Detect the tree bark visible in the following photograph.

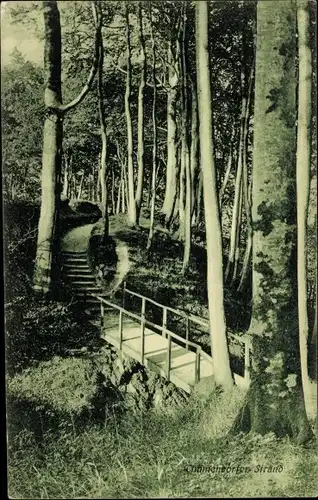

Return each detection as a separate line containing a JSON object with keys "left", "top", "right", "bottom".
{"left": 296, "top": 0, "right": 313, "bottom": 416}
{"left": 237, "top": 61, "right": 254, "bottom": 292}
{"left": 225, "top": 63, "right": 247, "bottom": 281}
{"left": 147, "top": 5, "right": 157, "bottom": 252}
{"left": 233, "top": 0, "right": 313, "bottom": 443}
{"left": 219, "top": 126, "right": 235, "bottom": 203}
{"left": 181, "top": 5, "right": 191, "bottom": 273}
{"left": 125, "top": 4, "right": 137, "bottom": 226}
{"left": 33, "top": 0, "right": 63, "bottom": 294}
{"left": 96, "top": 4, "right": 109, "bottom": 239}
{"left": 161, "top": 40, "right": 178, "bottom": 227}
{"left": 33, "top": 0, "right": 101, "bottom": 294}
{"left": 135, "top": 2, "right": 146, "bottom": 225}
{"left": 196, "top": 0, "right": 233, "bottom": 390}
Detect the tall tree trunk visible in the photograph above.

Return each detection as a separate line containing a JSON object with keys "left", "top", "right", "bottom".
{"left": 77, "top": 174, "right": 84, "bottom": 200}
{"left": 182, "top": 5, "right": 191, "bottom": 273}
{"left": 219, "top": 126, "right": 235, "bottom": 203}
{"left": 232, "top": 178, "right": 243, "bottom": 283}
{"left": 125, "top": 4, "right": 137, "bottom": 226}
{"left": 196, "top": 0, "right": 233, "bottom": 390}
{"left": 296, "top": 0, "right": 313, "bottom": 416}
{"left": 146, "top": 5, "right": 157, "bottom": 252}
{"left": 33, "top": 0, "right": 63, "bottom": 294}
{"left": 96, "top": 6, "right": 109, "bottom": 239}
{"left": 111, "top": 166, "right": 116, "bottom": 215}
{"left": 33, "top": 0, "right": 101, "bottom": 294}
{"left": 135, "top": 2, "right": 146, "bottom": 225}
{"left": 237, "top": 62, "right": 255, "bottom": 292}
{"left": 225, "top": 63, "right": 247, "bottom": 281}
{"left": 233, "top": 0, "right": 312, "bottom": 443}
{"left": 161, "top": 40, "right": 178, "bottom": 227}
{"left": 62, "top": 159, "right": 69, "bottom": 198}
{"left": 190, "top": 77, "right": 199, "bottom": 220}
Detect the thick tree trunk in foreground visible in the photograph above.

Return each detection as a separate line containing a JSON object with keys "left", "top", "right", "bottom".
{"left": 135, "top": 2, "right": 146, "bottom": 225}
{"left": 33, "top": 0, "right": 101, "bottom": 294}
{"left": 125, "top": 5, "right": 137, "bottom": 227}
{"left": 233, "top": 0, "right": 312, "bottom": 443}
{"left": 196, "top": 0, "right": 233, "bottom": 390}
{"left": 33, "top": 0, "right": 63, "bottom": 294}
{"left": 161, "top": 41, "right": 178, "bottom": 227}
{"left": 296, "top": 0, "right": 313, "bottom": 416}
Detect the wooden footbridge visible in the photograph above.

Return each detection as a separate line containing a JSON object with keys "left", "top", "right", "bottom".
{"left": 91, "top": 284, "right": 251, "bottom": 394}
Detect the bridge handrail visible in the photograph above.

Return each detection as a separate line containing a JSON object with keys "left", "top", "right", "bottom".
{"left": 91, "top": 294, "right": 208, "bottom": 355}
{"left": 124, "top": 285, "right": 252, "bottom": 349}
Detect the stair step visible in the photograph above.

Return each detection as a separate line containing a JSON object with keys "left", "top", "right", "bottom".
{"left": 62, "top": 251, "right": 87, "bottom": 256}
{"left": 62, "top": 263, "right": 90, "bottom": 269}
{"left": 69, "top": 281, "right": 97, "bottom": 287}
{"left": 67, "top": 273, "right": 95, "bottom": 282}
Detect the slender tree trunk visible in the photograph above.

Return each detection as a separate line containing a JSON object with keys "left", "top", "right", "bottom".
{"left": 232, "top": 177, "right": 243, "bottom": 283}
{"left": 135, "top": 2, "right": 146, "bottom": 225}
{"left": 182, "top": 6, "right": 191, "bottom": 273}
{"left": 161, "top": 41, "right": 178, "bottom": 227}
{"left": 219, "top": 126, "right": 235, "bottom": 203}
{"left": 62, "top": 159, "right": 69, "bottom": 198}
{"left": 96, "top": 8, "right": 109, "bottom": 239}
{"left": 111, "top": 166, "right": 116, "bottom": 215}
{"left": 233, "top": 0, "right": 312, "bottom": 442}
{"left": 225, "top": 64, "right": 247, "bottom": 281}
{"left": 77, "top": 174, "right": 84, "bottom": 200}
{"left": 125, "top": 5, "right": 136, "bottom": 226}
{"left": 193, "top": 169, "right": 203, "bottom": 226}
{"left": 147, "top": 6, "right": 157, "bottom": 252}
{"left": 196, "top": 0, "right": 233, "bottom": 389}
{"left": 296, "top": 0, "right": 313, "bottom": 416}
{"left": 190, "top": 77, "right": 199, "bottom": 219}
{"left": 237, "top": 62, "right": 255, "bottom": 292}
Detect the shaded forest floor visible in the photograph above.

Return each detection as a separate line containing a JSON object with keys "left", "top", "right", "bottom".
{"left": 6, "top": 204, "right": 318, "bottom": 499}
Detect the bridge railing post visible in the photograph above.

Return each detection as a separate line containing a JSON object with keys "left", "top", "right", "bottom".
{"left": 122, "top": 281, "right": 126, "bottom": 309}
{"left": 166, "top": 332, "right": 172, "bottom": 382}
{"left": 140, "top": 297, "right": 146, "bottom": 363}
{"left": 185, "top": 317, "right": 190, "bottom": 350}
{"left": 119, "top": 309, "right": 123, "bottom": 350}
{"left": 195, "top": 346, "right": 201, "bottom": 384}
{"left": 162, "top": 307, "right": 167, "bottom": 339}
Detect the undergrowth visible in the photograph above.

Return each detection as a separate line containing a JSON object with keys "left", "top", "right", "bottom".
{"left": 8, "top": 387, "right": 318, "bottom": 498}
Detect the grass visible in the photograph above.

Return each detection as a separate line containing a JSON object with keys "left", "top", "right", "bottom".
{"left": 8, "top": 386, "right": 318, "bottom": 498}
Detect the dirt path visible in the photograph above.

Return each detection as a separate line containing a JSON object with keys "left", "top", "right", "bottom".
{"left": 60, "top": 221, "right": 131, "bottom": 295}
{"left": 60, "top": 224, "right": 96, "bottom": 252}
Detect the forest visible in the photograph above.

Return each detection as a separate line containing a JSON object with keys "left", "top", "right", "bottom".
{"left": 3, "top": 0, "right": 317, "bottom": 498}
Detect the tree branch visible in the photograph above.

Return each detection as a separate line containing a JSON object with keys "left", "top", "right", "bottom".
{"left": 60, "top": 1, "right": 101, "bottom": 113}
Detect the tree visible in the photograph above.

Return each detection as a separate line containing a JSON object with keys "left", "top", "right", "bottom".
{"left": 124, "top": 3, "right": 137, "bottom": 227}
{"left": 33, "top": 0, "right": 102, "bottom": 294}
{"left": 146, "top": 3, "right": 157, "bottom": 252}
{"left": 233, "top": 0, "right": 312, "bottom": 442}
{"left": 135, "top": 1, "right": 146, "bottom": 225}
{"left": 95, "top": 3, "right": 109, "bottom": 238}
{"left": 196, "top": 0, "right": 233, "bottom": 390}
{"left": 296, "top": 0, "right": 313, "bottom": 417}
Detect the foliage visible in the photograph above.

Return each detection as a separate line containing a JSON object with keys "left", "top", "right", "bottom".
{"left": 7, "top": 386, "right": 318, "bottom": 499}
